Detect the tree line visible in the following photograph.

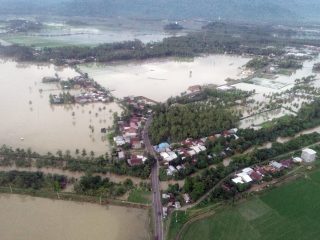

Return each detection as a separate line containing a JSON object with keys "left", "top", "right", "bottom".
{"left": 0, "top": 21, "right": 309, "bottom": 64}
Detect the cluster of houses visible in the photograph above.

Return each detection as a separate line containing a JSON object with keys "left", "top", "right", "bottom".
{"left": 155, "top": 138, "right": 208, "bottom": 176}
{"left": 113, "top": 96, "right": 158, "bottom": 167}
{"left": 124, "top": 96, "right": 158, "bottom": 112}
{"left": 162, "top": 192, "right": 191, "bottom": 218}
{"left": 44, "top": 73, "right": 112, "bottom": 105}
{"left": 74, "top": 90, "right": 110, "bottom": 104}
{"left": 113, "top": 115, "right": 146, "bottom": 166}
{"left": 155, "top": 128, "right": 239, "bottom": 176}
{"left": 67, "top": 75, "right": 111, "bottom": 104}
{"left": 232, "top": 148, "right": 317, "bottom": 185}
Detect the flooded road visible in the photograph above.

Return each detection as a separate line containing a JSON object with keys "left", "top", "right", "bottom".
{"left": 80, "top": 55, "right": 251, "bottom": 102}
{"left": 0, "top": 60, "right": 122, "bottom": 156}
{"left": 0, "top": 194, "right": 149, "bottom": 240}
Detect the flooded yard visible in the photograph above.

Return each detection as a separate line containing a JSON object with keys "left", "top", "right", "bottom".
{"left": 80, "top": 54, "right": 251, "bottom": 101}
{"left": 239, "top": 108, "right": 296, "bottom": 129}
{"left": 0, "top": 60, "right": 122, "bottom": 156}
{"left": 0, "top": 194, "right": 149, "bottom": 240}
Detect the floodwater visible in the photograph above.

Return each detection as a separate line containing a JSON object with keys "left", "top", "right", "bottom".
{"left": 80, "top": 55, "right": 251, "bottom": 102}
{"left": 1, "top": 17, "right": 192, "bottom": 47}
{"left": 277, "top": 125, "right": 320, "bottom": 143}
{"left": 234, "top": 54, "right": 320, "bottom": 95}
{"left": 0, "top": 60, "right": 122, "bottom": 156}
{"left": 239, "top": 108, "right": 296, "bottom": 129}
{"left": 233, "top": 53, "right": 320, "bottom": 127}
{"left": 0, "top": 194, "right": 149, "bottom": 240}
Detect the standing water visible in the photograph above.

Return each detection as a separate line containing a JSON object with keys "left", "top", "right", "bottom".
{"left": 0, "top": 194, "right": 149, "bottom": 240}
{"left": 0, "top": 60, "right": 122, "bottom": 155}
{"left": 80, "top": 54, "right": 251, "bottom": 102}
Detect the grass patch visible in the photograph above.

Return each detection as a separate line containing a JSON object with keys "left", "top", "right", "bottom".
{"left": 127, "top": 189, "right": 151, "bottom": 204}
{"left": 260, "top": 120, "right": 275, "bottom": 129}
{"left": 181, "top": 168, "right": 320, "bottom": 240}
{"left": 166, "top": 211, "right": 190, "bottom": 240}
{"left": 277, "top": 68, "right": 295, "bottom": 76}
{"left": 1, "top": 34, "right": 95, "bottom": 48}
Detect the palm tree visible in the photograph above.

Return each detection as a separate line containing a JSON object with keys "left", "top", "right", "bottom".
{"left": 90, "top": 151, "right": 95, "bottom": 159}
{"left": 56, "top": 150, "right": 63, "bottom": 158}
{"left": 82, "top": 149, "right": 87, "bottom": 157}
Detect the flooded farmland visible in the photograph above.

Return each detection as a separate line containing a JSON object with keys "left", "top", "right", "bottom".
{"left": 80, "top": 54, "right": 251, "bottom": 102}
{"left": 0, "top": 17, "right": 191, "bottom": 47}
{"left": 0, "top": 194, "right": 149, "bottom": 240}
{"left": 0, "top": 60, "right": 122, "bottom": 155}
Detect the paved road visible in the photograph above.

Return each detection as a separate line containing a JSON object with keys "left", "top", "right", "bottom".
{"left": 143, "top": 116, "right": 163, "bottom": 240}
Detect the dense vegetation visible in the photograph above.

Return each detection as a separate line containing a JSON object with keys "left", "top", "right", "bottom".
{"left": 278, "top": 59, "right": 302, "bottom": 69}
{"left": 6, "top": 19, "right": 43, "bottom": 32}
{"left": 313, "top": 63, "right": 320, "bottom": 72}
{"left": 0, "top": 171, "right": 67, "bottom": 190}
{"left": 246, "top": 57, "right": 270, "bottom": 70}
{"left": 74, "top": 175, "right": 133, "bottom": 197}
{"left": 150, "top": 88, "right": 254, "bottom": 143}
{"left": 166, "top": 88, "right": 253, "bottom": 106}
{"left": 150, "top": 103, "right": 240, "bottom": 143}
{"left": 164, "top": 23, "right": 183, "bottom": 31}
{"left": 183, "top": 132, "right": 320, "bottom": 202}
{"left": 0, "top": 20, "right": 308, "bottom": 65}
{"left": 0, "top": 145, "right": 154, "bottom": 179}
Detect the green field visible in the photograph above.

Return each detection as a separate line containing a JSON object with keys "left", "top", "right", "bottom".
{"left": 127, "top": 189, "right": 151, "bottom": 204}
{"left": 182, "top": 169, "right": 320, "bottom": 240}
{"left": 1, "top": 35, "right": 72, "bottom": 48}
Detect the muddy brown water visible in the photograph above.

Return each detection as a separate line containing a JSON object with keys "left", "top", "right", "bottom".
{"left": 0, "top": 194, "right": 149, "bottom": 240}
{"left": 0, "top": 60, "right": 122, "bottom": 156}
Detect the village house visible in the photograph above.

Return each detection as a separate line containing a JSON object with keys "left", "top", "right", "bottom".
{"left": 301, "top": 148, "right": 317, "bottom": 163}
{"left": 174, "top": 201, "right": 181, "bottom": 209}
{"left": 118, "top": 151, "right": 125, "bottom": 160}
{"left": 123, "top": 127, "right": 138, "bottom": 138}
{"left": 187, "top": 85, "right": 202, "bottom": 94}
{"left": 183, "top": 193, "right": 191, "bottom": 204}
{"left": 127, "top": 155, "right": 147, "bottom": 166}
{"left": 167, "top": 165, "right": 177, "bottom": 176}
{"left": 270, "top": 161, "right": 283, "bottom": 170}
{"left": 131, "top": 138, "right": 142, "bottom": 149}
{"left": 160, "top": 151, "right": 178, "bottom": 162}
{"left": 113, "top": 136, "right": 126, "bottom": 146}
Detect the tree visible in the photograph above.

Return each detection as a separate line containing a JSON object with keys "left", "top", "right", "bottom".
{"left": 82, "top": 149, "right": 87, "bottom": 157}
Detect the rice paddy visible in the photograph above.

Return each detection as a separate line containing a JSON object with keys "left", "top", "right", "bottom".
{"left": 181, "top": 169, "right": 320, "bottom": 240}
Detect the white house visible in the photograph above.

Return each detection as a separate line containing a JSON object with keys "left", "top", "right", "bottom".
{"left": 113, "top": 136, "right": 126, "bottom": 146}
{"left": 293, "top": 157, "right": 303, "bottom": 163}
{"left": 236, "top": 172, "right": 253, "bottom": 183}
{"left": 175, "top": 201, "right": 181, "bottom": 209}
{"left": 160, "top": 151, "right": 178, "bottom": 162}
{"left": 301, "top": 148, "right": 317, "bottom": 163}
{"left": 232, "top": 176, "right": 244, "bottom": 184}
{"left": 183, "top": 193, "right": 191, "bottom": 203}
{"left": 270, "top": 161, "right": 282, "bottom": 170}
{"left": 191, "top": 146, "right": 201, "bottom": 153}
{"left": 187, "top": 149, "right": 197, "bottom": 156}
{"left": 242, "top": 167, "right": 254, "bottom": 175}
{"left": 162, "top": 193, "right": 170, "bottom": 199}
